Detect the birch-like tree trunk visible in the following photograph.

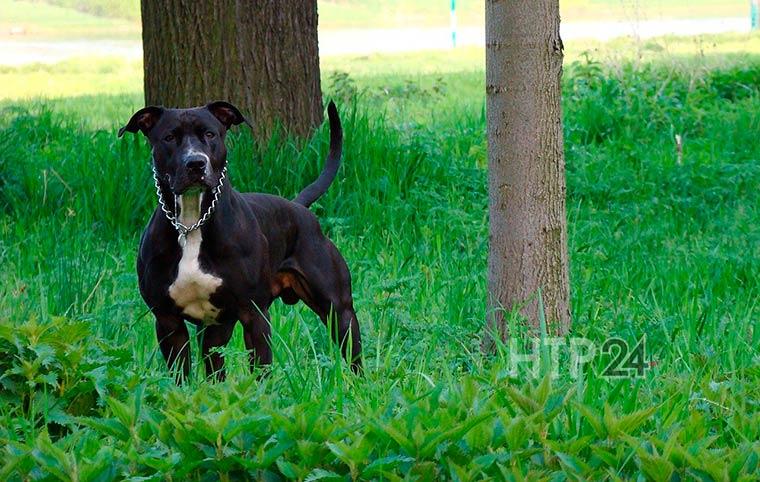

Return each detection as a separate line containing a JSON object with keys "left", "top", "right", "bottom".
{"left": 483, "top": 0, "right": 571, "bottom": 349}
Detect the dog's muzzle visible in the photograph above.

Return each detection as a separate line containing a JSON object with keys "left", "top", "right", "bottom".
{"left": 175, "top": 151, "right": 213, "bottom": 193}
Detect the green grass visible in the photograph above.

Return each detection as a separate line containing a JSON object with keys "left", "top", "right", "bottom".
{"left": 1, "top": 34, "right": 759, "bottom": 480}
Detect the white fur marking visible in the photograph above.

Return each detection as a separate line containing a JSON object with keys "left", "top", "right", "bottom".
{"left": 168, "top": 191, "right": 223, "bottom": 324}
{"left": 184, "top": 149, "right": 211, "bottom": 177}
{"left": 183, "top": 149, "right": 209, "bottom": 163}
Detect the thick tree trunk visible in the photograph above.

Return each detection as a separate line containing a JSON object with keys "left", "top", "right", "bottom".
{"left": 141, "top": 0, "right": 323, "bottom": 139}
{"left": 483, "top": 0, "right": 571, "bottom": 348}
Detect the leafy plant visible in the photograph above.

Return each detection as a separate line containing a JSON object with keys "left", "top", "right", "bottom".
{"left": 1, "top": 45, "right": 758, "bottom": 480}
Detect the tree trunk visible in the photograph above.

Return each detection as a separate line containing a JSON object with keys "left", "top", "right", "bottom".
{"left": 141, "top": 0, "right": 323, "bottom": 139}
{"left": 483, "top": 0, "right": 571, "bottom": 349}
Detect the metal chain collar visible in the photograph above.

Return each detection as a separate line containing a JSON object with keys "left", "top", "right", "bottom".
{"left": 152, "top": 162, "right": 227, "bottom": 247}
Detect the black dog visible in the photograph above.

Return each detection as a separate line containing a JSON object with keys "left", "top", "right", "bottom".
{"left": 119, "top": 101, "right": 361, "bottom": 380}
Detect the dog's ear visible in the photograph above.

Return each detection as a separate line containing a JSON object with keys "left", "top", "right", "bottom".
{"left": 118, "top": 106, "right": 164, "bottom": 137}
{"left": 206, "top": 101, "right": 252, "bottom": 129}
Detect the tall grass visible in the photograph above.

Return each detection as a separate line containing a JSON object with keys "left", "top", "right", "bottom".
{"left": 0, "top": 54, "right": 758, "bottom": 479}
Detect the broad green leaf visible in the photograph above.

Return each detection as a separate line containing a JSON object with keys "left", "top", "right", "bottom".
{"left": 369, "top": 421, "right": 416, "bottom": 454}
{"left": 79, "top": 417, "right": 130, "bottom": 441}
{"left": 304, "top": 468, "right": 344, "bottom": 482}
{"left": 555, "top": 451, "right": 591, "bottom": 476}
{"left": 614, "top": 404, "right": 660, "bottom": 436}
{"left": 276, "top": 458, "right": 299, "bottom": 479}
{"left": 575, "top": 403, "right": 606, "bottom": 438}
{"left": 223, "top": 413, "right": 271, "bottom": 440}
{"left": 362, "top": 455, "right": 414, "bottom": 477}
{"left": 106, "top": 396, "right": 134, "bottom": 429}
{"left": 32, "top": 431, "right": 71, "bottom": 481}
{"left": 507, "top": 386, "right": 541, "bottom": 415}
{"left": 419, "top": 411, "right": 494, "bottom": 457}
{"left": 636, "top": 448, "right": 674, "bottom": 482}
{"left": 534, "top": 374, "right": 552, "bottom": 406}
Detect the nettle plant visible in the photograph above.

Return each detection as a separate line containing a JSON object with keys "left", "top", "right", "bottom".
{"left": 0, "top": 317, "right": 141, "bottom": 426}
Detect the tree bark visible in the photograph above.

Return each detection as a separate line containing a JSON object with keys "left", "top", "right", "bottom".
{"left": 141, "top": 0, "right": 323, "bottom": 139}
{"left": 483, "top": 0, "right": 571, "bottom": 349}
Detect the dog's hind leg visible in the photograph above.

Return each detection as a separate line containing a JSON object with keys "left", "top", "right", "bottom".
{"left": 197, "top": 323, "right": 235, "bottom": 381}
{"left": 155, "top": 313, "right": 191, "bottom": 383}
{"left": 240, "top": 304, "right": 273, "bottom": 373}
{"left": 323, "top": 302, "right": 363, "bottom": 374}
{"left": 287, "top": 239, "right": 363, "bottom": 373}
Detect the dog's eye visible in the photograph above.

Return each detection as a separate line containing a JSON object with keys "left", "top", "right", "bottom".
{"left": 205, "top": 131, "right": 215, "bottom": 139}
{"left": 163, "top": 134, "right": 175, "bottom": 143}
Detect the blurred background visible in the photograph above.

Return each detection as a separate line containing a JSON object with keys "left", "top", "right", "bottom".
{"left": 0, "top": 0, "right": 754, "bottom": 99}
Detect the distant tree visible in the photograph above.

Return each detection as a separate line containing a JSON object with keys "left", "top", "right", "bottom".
{"left": 483, "top": 0, "right": 571, "bottom": 348}
{"left": 141, "top": 0, "right": 323, "bottom": 139}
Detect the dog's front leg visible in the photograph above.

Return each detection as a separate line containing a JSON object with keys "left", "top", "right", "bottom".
{"left": 155, "top": 314, "right": 191, "bottom": 383}
{"left": 240, "top": 308, "right": 272, "bottom": 373}
{"left": 198, "top": 323, "right": 235, "bottom": 381}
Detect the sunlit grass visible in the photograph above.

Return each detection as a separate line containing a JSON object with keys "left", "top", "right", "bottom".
{"left": 0, "top": 30, "right": 758, "bottom": 480}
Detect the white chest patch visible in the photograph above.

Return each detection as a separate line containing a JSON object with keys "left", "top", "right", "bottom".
{"left": 167, "top": 192, "right": 223, "bottom": 324}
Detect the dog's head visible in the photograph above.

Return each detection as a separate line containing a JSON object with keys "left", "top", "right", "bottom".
{"left": 119, "top": 101, "right": 250, "bottom": 194}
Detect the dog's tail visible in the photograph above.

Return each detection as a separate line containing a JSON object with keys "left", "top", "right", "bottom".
{"left": 294, "top": 101, "right": 342, "bottom": 208}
